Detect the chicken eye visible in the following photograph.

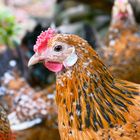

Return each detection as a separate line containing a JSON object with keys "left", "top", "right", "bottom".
{"left": 54, "top": 45, "right": 63, "bottom": 52}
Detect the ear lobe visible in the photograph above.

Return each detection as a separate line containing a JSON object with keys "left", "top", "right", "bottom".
{"left": 63, "top": 47, "right": 78, "bottom": 67}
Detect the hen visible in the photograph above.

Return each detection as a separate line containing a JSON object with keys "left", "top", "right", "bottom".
{"left": 28, "top": 28, "right": 140, "bottom": 140}
{"left": 99, "top": 0, "right": 140, "bottom": 83}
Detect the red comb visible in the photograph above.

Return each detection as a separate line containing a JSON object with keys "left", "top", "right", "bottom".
{"left": 118, "top": 0, "right": 123, "bottom": 2}
{"left": 34, "top": 28, "right": 56, "bottom": 53}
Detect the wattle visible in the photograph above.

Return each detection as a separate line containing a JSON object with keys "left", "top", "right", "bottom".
{"left": 44, "top": 61, "right": 63, "bottom": 72}
{"left": 118, "top": 12, "right": 128, "bottom": 19}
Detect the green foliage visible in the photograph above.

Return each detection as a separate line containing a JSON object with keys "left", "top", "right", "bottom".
{"left": 0, "top": 8, "right": 20, "bottom": 48}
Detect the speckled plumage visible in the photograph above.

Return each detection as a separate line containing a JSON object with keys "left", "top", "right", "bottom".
{"left": 0, "top": 71, "right": 59, "bottom": 140}
{"left": 45, "top": 34, "right": 140, "bottom": 140}
{"left": 0, "top": 71, "right": 57, "bottom": 126}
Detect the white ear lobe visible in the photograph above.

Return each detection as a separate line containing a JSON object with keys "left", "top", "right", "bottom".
{"left": 63, "top": 48, "right": 78, "bottom": 67}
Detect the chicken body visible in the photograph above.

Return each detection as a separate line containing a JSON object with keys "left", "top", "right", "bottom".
{"left": 28, "top": 29, "right": 140, "bottom": 140}
{"left": 99, "top": 0, "right": 140, "bottom": 83}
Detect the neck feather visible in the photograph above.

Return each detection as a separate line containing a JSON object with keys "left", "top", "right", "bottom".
{"left": 55, "top": 41, "right": 140, "bottom": 133}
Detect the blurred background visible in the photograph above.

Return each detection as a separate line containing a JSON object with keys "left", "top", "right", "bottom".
{"left": 0, "top": 0, "right": 140, "bottom": 140}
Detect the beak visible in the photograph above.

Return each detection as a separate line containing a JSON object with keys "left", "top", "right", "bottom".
{"left": 28, "top": 53, "right": 46, "bottom": 67}
{"left": 119, "top": 5, "right": 127, "bottom": 13}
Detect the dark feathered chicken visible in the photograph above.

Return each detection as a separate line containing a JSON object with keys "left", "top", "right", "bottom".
{"left": 21, "top": 24, "right": 55, "bottom": 87}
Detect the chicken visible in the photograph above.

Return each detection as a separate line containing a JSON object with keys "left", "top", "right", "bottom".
{"left": 0, "top": 70, "right": 59, "bottom": 140}
{"left": 99, "top": 0, "right": 140, "bottom": 83}
{"left": 28, "top": 28, "right": 140, "bottom": 140}
{"left": 0, "top": 105, "right": 14, "bottom": 140}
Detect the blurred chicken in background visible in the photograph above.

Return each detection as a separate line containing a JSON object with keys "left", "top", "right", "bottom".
{"left": 98, "top": 0, "right": 140, "bottom": 83}
{"left": 20, "top": 24, "right": 55, "bottom": 87}
{"left": 0, "top": 70, "right": 59, "bottom": 140}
